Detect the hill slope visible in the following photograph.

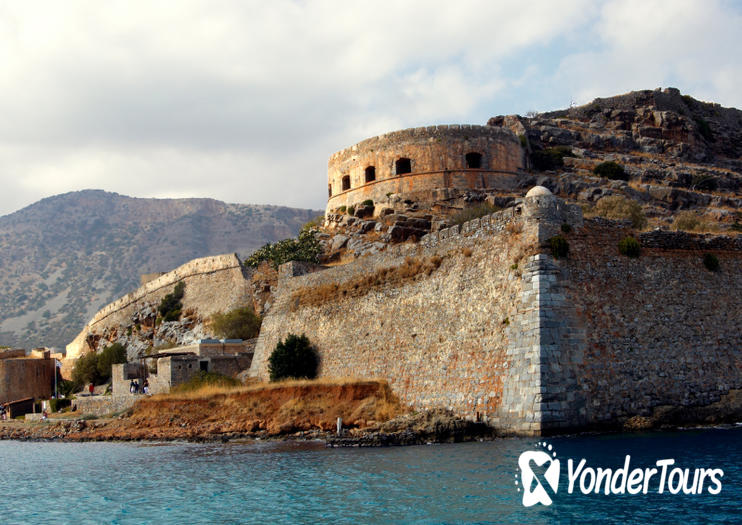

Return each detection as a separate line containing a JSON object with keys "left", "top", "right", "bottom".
{"left": 0, "top": 190, "right": 321, "bottom": 349}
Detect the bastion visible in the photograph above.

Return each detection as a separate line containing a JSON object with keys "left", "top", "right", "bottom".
{"left": 326, "top": 125, "right": 525, "bottom": 215}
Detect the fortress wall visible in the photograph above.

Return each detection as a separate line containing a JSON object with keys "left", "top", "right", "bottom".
{"left": 0, "top": 358, "right": 55, "bottom": 404}
{"left": 65, "top": 254, "right": 253, "bottom": 362}
{"left": 326, "top": 125, "right": 525, "bottom": 214}
{"left": 251, "top": 211, "right": 538, "bottom": 423}
{"left": 561, "top": 221, "right": 742, "bottom": 427}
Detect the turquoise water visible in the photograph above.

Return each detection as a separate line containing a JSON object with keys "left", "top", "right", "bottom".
{"left": 1, "top": 427, "right": 741, "bottom": 524}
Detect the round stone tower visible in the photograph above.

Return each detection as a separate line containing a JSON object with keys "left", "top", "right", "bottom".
{"left": 326, "top": 124, "right": 525, "bottom": 216}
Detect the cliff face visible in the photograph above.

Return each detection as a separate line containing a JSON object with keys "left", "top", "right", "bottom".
{"left": 0, "top": 190, "right": 321, "bottom": 349}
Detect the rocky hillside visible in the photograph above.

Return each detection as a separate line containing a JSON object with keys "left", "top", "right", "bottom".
{"left": 490, "top": 87, "right": 742, "bottom": 225}
{"left": 0, "top": 190, "right": 321, "bottom": 349}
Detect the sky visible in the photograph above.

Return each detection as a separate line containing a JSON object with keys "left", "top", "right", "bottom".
{"left": 0, "top": 0, "right": 741, "bottom": 216}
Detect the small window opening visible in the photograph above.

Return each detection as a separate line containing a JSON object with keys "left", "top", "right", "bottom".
{"left": 199, "top": 361, "right": 208, "bottom": 372}
{"left": 395, "top": 158, "right": 411, "bottom": 175}
{"left": 365, "top": 166, "right": 376, "bottom": 183}
{"left": 465, "top": 152, "right": 483, "bottom": 169}
{"left": 341, "top": 175, "right": 351, "bottom": 191}
{"left": 328, "top": 184, "right": 332, "bottom": 198}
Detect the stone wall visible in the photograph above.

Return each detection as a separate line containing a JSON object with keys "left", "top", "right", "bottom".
{"left": 326, "top": 125, "right": 525, "bottom": 215}
{"left": 251, "top": 189, "right": 742, "bottom": 435}
{"left": 65, "top": 254, "right": 253, "bottom": 365}
{"left": 251, "top": 206, "right": 539, "bottom": 430}
{"left": 0, "top": 357, "right": 55, "bottom": 404}
{"left": 559, "top": 221, "right": 742, "bottom": 428}
{"left": 74, "top": 395, "right": 137, "bottom": 417}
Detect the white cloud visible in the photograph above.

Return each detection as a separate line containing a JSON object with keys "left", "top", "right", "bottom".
{"left": 0, "top": 0, "right": 739, "bottom": 216}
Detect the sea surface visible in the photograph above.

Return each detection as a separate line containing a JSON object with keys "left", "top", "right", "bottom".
{"left": 1, "top": 427, "right": 740, "bottom": 524}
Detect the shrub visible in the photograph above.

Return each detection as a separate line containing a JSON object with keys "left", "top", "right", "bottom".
{"left": 592, "top": 196, "right": 647, "bottom": 229}
{"left": 703, "top": 253, "right": 720, "bottom": 272}
{"left": 531, "top": 146, "right": 572, "bottom": 171}
{"left": 337, "top": 205, "right": 347, "bottom": 213}
{"left": 96, "top": 343, "right": 127, "bottom": 382}
{"left": 56, "top": 379, "right": 76, "bottom": 398}
{"left": 361, "top": 199, "right": 374, "bottom": 207}
{"left": 450, "top": 202, "right": 501, "bottom": 226}
{"left": 71, "top": 351, "right": 102, "bottom": 389}
{"left": 549, "top": 235, "right": 569, "bottom": 259}
{"left": 618, "top": 237, "right": 641, "bottom": 258}
{"left": 158, "top": 282, "right": 185, "bottom": 322}
{"left": 301, "top": 214, "right": 325, "bottom": 233}
{"left": 49, "top": 398, "right": 71, "bottom": 412}
{"left": 347, "top": 205, "right": 356, "bottom": 216}
{"left": 268, "top": 333, "right": 319, "bottom": 382}
{"left": 244, "top": 230, "right": 322, "bottom": 269}
{"left": 593, "top": 161, "right": 628, "bottom": 181}
{"left": 673, "top": 211, "right": 701, "bottom": 231}
{"left": 209, "top": 306, "right": 262, "bottom": 340}
{"left": 519, "top": 134, "right": 528, "bottom": 148}
{"left": 171, "top": 371, "right": 241, "bottom": 393}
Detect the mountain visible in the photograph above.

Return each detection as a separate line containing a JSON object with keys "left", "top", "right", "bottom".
{"left": 0, "top": 190, "right": 321, "bottom": 349}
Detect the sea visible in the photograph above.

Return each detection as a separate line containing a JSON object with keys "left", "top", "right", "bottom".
{"left": 1, "top": 426, "right": 740, "bottom": 524}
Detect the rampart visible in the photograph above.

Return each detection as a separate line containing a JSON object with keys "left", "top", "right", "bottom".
{"left": 326, "top": 125, "right": 525, "bottom": 215}
{"left": 251, "top": 189, "right": 742, "bottom": 435}
{"left": 0, "top": 355, "right": 55, "bottom": 404}
{"left": 65, "top": 254, "right": 253, "bottom": 363}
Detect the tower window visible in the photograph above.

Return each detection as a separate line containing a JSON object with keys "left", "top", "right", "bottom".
{"left": 365, "top": 166, "right": 376, "bottom": 183}
{"left": 341, "top": 175, "right": 351, "bottom": 191}
{"left": 465, "top": 152, "right": 483, "bottom": 169}
{"left": 395, "top": 158, "right": 411, "bottom": 175}
{"left": 328, "top": 184, "right": 332, "bottom": 197}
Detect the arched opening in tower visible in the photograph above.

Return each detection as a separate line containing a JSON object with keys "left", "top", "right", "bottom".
{"left": 465, "top": 152, "right": 483, "bottom": 169}
{"left": 395, "top": 158, "right": 411, "bottom": 175}
{"left": 365, "top": 166, "right": 376, "bottom": 183}
{"left": 342, "top": 175, "right": 351, "bottom": 191}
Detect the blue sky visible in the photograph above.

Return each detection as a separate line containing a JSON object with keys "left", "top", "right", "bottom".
{"left": 0, "top": 0, "right": 741, "bottom": 215}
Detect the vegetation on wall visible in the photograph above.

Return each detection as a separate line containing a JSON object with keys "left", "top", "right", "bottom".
{"left": 703, "top": 253, "right": 720, "bottom": 272}
{"left": 549, "top": 235, "right": 569, "bottom": 259}
{"left": 158, "top": 282, "right": 185, "bottom": 322}
{"left": 171, "top": 371, "right": 241, "bottom": 393}
{"left": 209, "top": 306, "right": 262, "bottom": 340}
{"left": 244, "top": 230, "right": 322, "bottom": 269}
{"left": 268, "top": 333, "right": 319, "bottom": 382}
{"left": 618, "top": 236, "right": 641, "bottom": 258}
{"left": 531, "top": 146, "right": 572, "bottom": 171}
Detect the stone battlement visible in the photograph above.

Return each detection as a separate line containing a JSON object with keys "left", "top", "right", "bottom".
{"left": 326, "top": 124, "right": 525, "bottom": 216}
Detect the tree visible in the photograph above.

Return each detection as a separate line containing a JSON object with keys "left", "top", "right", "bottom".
{"left": 209, "top": 306, "right": 262, "bottom": 340}
{"left": 268, "top": 333, "right": 319, "bottom": 381}
{"left": 244, "top": 230, "right": 322, "bottom": 269}
{"left": 71, "top": 351, "right": 102, "bottom": 389}
{"left": 158, "top": 282, "right": 185, "bottom": 322}
{"left": 96, "top": 343, "right": 127, "bottom": 382}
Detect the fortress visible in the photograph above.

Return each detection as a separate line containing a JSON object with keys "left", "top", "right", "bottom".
{"left": 64, "top": 111, "right": 742, "bottom": 436}
{"left": 326, "top": 125, "right": 525, "bottom": 216}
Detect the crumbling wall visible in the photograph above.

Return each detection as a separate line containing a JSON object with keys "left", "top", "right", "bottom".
{"left": 0, "top": 357, "right": 55, "bottom": 404}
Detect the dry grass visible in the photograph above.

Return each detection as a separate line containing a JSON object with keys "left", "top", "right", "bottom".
{"left": 291, "top": 255, "right": 444, "bottom": 310}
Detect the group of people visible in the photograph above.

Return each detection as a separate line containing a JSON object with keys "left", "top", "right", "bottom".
{"left": 129, "top": 379, "right": 150, "bottom": 395}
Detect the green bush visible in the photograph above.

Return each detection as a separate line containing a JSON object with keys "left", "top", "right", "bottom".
{"left": 618, "top": 237, "right": 641, "bottom": 258}
{"left": 71, "top": 351, "right": 102, "bottom": 389}
{"left": 96, "top": 343, "right": 127, "bottom": 382}
{"left": 519, "top": 134, "right": 528, "bottom": 148}
{"left": 49, "top": 398, "right": 71, "bottom": 412}
{"left": 703, "top": 253, "right": 720, "bottom": 272}
{"left": 268, "top": 333, "right": 319, "bottom": 382}
{"left": 301, "top": 214, "right": 325, "bottom": 233}
{"left": 56, "top": 379, "right": 76, "bottom": 398}
{"left": 244, "top": 229, "right": 322, "bottom": 269}
{"left": 531, "top": 146, "right": 572, "bottom": 171}
{"left": 347, "top": 205, "right": 356, "bottom": 216}
{"left": 337, "top": 205, "right": 347, "bottom": 213}
{"left": 171, "top": 371, "right": 241, "bottom": 393}
{"left": 450, "top": 202, "right": 501, "bottom": 226}
{"left": 158, "top": 282, "right": 185, "bottom": 322}
{"left": 593, "top": 161, "right": 628, "bottom": 181}
{"left": 209, "top": 306, "right": 262, "bottom": 340}
{"left": 361, "top": 199, "right": 374, "bottom": 207}
{"left": 549, "top": 235, "right": 569, "bottom": 259}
